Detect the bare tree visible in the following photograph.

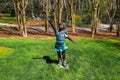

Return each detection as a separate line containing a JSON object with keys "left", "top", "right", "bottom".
{"left": 104, "top": 0, "right": 117, "bottom": 32}
{"left": 45, "top": 0, "right": 49, "bottom": 33}
{"left": 13, "top": 0, "right": 28, "bottom": 37}
{"left": 62, "top": 0, "right": 71, "bottom": 23}
{"left": 116, "top": 0, "right": 120, "bottom": 36}
{"left": 67, "top": 0, "right": 77, "bottom": 33}
{"left": 58, "top": 0, "right": 63, "bottom": 24}
{"left": 117, "top": 22, "right": 120, "bottom": 36}
{"left": 91, "top": 0, "right": 100, "bottom": 38}
{"left": 51, "top": 0, "right": 58, "bottom": 29}
{"left": 30, "top": 0, "right": 34, "bottom": 18}
{"left": 39, "top": 0, "right": 50, "bottom": 33}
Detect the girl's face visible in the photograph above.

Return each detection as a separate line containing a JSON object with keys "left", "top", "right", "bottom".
{"left": 59, "top": 24, "right": 64, "bottom": 31}
{"left": 60, "top": 24, "right": 64, "bottom": 29}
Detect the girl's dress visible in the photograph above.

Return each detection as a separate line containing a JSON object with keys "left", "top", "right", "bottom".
{"left": 54, "top": 30, "right": 68, "bottom": 52}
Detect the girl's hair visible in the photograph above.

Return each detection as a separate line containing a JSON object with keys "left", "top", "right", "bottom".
{"left": 59, "top": 22, "right": 67, "bottom": 29}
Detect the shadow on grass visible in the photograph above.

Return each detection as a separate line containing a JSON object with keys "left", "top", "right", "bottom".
{"left": 33, "top": 55, "right": 58, "bottom": 64}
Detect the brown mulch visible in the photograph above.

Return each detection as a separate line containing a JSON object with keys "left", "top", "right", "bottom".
{"left": 0, "top": 19, "right": 119, "bottom": 39}
{"left": 0, "top": 28, "right": 119, "bottom": 39}
{"left": 25, "top": 19, "right": 76, "bottom": 28}
{"left": 26, "top": 19, "right": 45, "bottom": 27}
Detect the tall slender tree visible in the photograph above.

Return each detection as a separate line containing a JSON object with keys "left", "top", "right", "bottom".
{"left": 13, "top": 0, "right": 28, "bottom": 37}
{"left": 67, "top": 0, "right": 77, "bottom": 33}
{"left": 45, "top": 0, "right": 49, "bottom": 33}
{"left": 51, "top": 0, "right": 58, "bottom": 29}
{"left": 104, "top": 0, "right": 117, "bottom": 32}
{"left": 91, "top": 0, "right": 100, "bottom": 38}
{"left": 116, "top": 0, "right": 120, "bottom": 36}
{"left": 58, "top": 0, "right": 63, "bottom": 25}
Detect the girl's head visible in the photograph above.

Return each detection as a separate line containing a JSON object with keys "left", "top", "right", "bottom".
{"left": 59, "top": 22, "right": 66, "bottom": 31}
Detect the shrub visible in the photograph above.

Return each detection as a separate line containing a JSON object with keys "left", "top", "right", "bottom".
{"left": 75, "top": 15, "right": 82, "bottom": 21}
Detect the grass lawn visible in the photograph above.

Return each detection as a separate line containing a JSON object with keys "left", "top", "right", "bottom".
{"left": 0, "top": 14, "right": 16, "bottom": 24}
{"left": 0, "top": 14, "right": 30, "bottom": 24}
{"left": 0, "top": 38, "right": 120, "bottom": 80}
{"left": 0, "top": 17, "right": 17, "bottom": 24}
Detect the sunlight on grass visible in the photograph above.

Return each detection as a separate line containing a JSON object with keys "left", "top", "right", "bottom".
{"left": 107, "top": 38, "right": 120, "bottom": 43}
{"left": 0, "top": 47, "right": 7, "bottom": 56}
{"left": 0, "top": 14, "right": 31, "bottom": 24}
{"left": 0, "top": 38, "right": 119, "bottom": 80}
{"left": 0, "top": 47, "right": 14, "bottom": 57}
{"left": 0, "top": 17, "right": 17, "bottom": 24}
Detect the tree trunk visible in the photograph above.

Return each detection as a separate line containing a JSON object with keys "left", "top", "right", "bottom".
{"left": 109, "top": 17, "right": 114, "bottom": 32}
{"left": 117, "top": 22, "right": 120, "bottom": 36}
{"left": 58, "top": 0, "right": 63, "bottom": 24}
{"left": 22, "top": 0, "right": 27, "bottom": 37}
{"left": 106, "top": 0, "right": 117, "bottom": 32}
{"left": 71, "top": 12, "right": 75, "bottom": 33}
{"left": 91, "top": 12, "right": 96, "bottom": 38}
{"left": 31, "top": 0, "right": 34, "bottom": 18}
{"left": 45, "top": 18, "right": 49, "bottom": 33}
{"left": 116, "top": 0, "right": 120, "bottom": 36}
{"left": 45, "top": 0, "right": 49, "bottom": 33}
{"left": 13, "top": 0, "right": 20, "bottom": 31}
{"left": 71, "top": 0, "right": 76, "bottom": 33}
{"left": 91, "top": 0, "right": 100, "bottom": 38}
{"left": 53, "top": 11, "right": 57, "bottom": 29}
{"left": 13, "top": 0, "right": 28, "bottom": 37}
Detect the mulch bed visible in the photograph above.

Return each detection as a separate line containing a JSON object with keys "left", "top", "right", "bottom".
{"left": 0, "top": 19, "right": 119, "bottom": 39}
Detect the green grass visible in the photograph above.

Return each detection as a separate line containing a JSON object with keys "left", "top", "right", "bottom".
{"left": 0, "top": 38, "right": 120, "bottom": 80}
{"left": 0, "top": 17, "right": 17, "bottom": 24}
{"left": 0, "top": 14, "right": 30, "bottom": 24}
{"left": 0, "top": 47, "right": 14, "bottom": 58}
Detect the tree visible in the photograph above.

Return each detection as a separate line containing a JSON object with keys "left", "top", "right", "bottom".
{"left": 13, "top": 0, "right": 28, "bottom": 37}
{"left": 67, "top": 0, "right": 77, "bottom": 33}
{"left": 116, "top": 0, "right": 120, "bottom": 36}
{"left": 51, "top": 0, "right": 58, "bottom": 29}
{"left": 45, "top": 0, "right": 49, "bottom": 33}
{"left": 91, "top": 0, "right": 100, "bottom": 38}
{"left": 58, "top": 0, "right": 63, "bottom": 25}
{"left": 104, "top": 0, "right": 117, "bottom": 32}
{"left": 30, "top": 0, "right": 34, "bottom": 18}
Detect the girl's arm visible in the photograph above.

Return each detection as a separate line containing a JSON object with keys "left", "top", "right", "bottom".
{"left": 48, "top": 20, "right": 57, "bottom": 34}
{"left": 67, "top": 36, "right": 76, "bottom": 44}
{"left": 42, "top": 11, "right": 56, "bottom": 34}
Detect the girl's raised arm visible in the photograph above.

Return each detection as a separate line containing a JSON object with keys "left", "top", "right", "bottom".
{"left": 48, "top": 20, "right": 57, "bottom": 34}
